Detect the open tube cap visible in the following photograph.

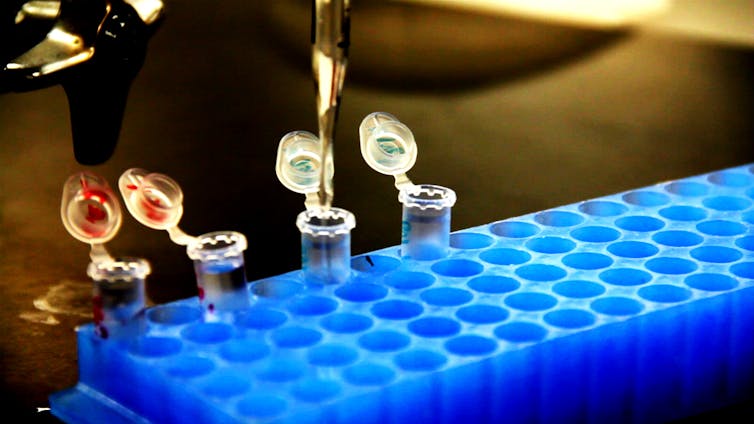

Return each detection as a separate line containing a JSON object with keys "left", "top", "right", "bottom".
{"left": 61, "top": 171, "right": 123, "bottom": 244}
{"left": 359, "top": 112, "right": 417, "bottom": 177}
{"left": 118, "top": 168, "right": 184, "bottom": 230}
{"left": 276, "top": 131, "right": 334, "bottom": 194}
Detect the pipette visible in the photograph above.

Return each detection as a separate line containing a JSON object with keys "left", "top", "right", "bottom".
{"left": 61, "top": 171, "right": 150, "bottom": 338}
{"left": 118, "top": 168, "right": 250, "bottom": 318}
{"left": 312, "top": 0, "right": 351, "bottom": 210}
{"left": 277, "top": 131, "right": 356, "bottom": 285}
{"left": 360, "top": 112, "right": 457, "bottom": 260}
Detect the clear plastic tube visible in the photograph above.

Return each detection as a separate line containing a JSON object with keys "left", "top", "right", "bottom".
{"left": 359, "top": 112, "right": 458, "bottom": 260}
{"left": 186, "top": 231, "right": 250, "bottom": 319}
{"left": 297, "top": 208, "right": 356, "bottom": 285}
{"left": 119, "top": 168, "right": 252, "bottom": 319}
{"left": 87, "top": 257, "right": 151, "bottom": 338}
{"left": 399, "top": 184, "right": 457, "bottom": 260}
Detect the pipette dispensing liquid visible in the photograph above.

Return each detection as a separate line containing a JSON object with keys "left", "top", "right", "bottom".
{"left": 312, "top": 0, "right": 351, "bottom": 210}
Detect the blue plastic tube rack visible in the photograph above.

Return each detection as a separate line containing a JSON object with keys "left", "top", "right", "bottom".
{"left": 50, "top": 164, "right": 754, "bottom": 423}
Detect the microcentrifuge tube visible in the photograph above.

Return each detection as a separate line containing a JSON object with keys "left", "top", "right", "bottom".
{"left": 359, "top": 112, "right": 457, "bottom": 260}
{"left": 119, "top": 168, "right": 253, "bottom": 318}
{"left": 297, "top": 207, "right": 356, "bottom": 285}
{"left": 277, "top": 131, "right": 356, "bottom": 284}
{"left": 400, "top": 184, "right": 457, "bottom": 260}
{"left": 61, "top": 171, "right": 151, "bottom": 337}
{"left": 187, "top": 231, "right": 250, "bottom": 318}
{"left": 87, "top": 258, "right": 151, "bottom": 338}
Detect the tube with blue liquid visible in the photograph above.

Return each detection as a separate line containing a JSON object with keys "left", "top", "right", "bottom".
{"left": 277, "top": 131, "right": 356, "bottom": 285}
{"left": 399, "top": 184, "right": 456, "bottom": 260}
{"left": 297, "top": 207, "right": 356, "bottom": 285}
{"left": 359, "top": 112, "right": 456, "bottom": 260}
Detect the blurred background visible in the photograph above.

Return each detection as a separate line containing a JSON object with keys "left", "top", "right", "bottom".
{"left": 1, "top": 0, "right": 753, "bottom": 421}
